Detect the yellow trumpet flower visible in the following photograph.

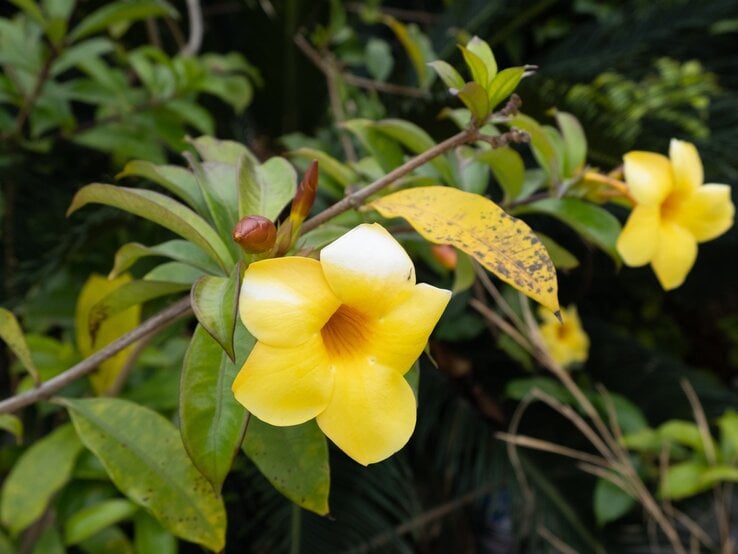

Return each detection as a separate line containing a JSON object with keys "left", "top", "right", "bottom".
{"left": 232, "top": 223, "right": 451, "bottom": 465}
{"left": 616, "top": 139, "right": 734, "bottom": 290}
{"left": 539, "top": 305, "right": 589, "bottom": 368}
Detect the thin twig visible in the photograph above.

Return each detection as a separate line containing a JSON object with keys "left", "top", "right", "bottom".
{"left": 537, "top": 526, "right": 578, "bottom": 554}
{"left": 343, "top": 73, "right": 430, "bottom": 99}
{"left": 495, "top": 432, "right": 609, "bottom": 467}
{"left": 181, "top": 0, "right": 204, "bottom": 56}
{"left": 0, "top": 297, "right": 192, "bottom": 414}
{"left": 473, "top": 262, "right": 527, "bottom": 334}
{"left": 469, "top": 297, "right": 535, "bottom": 357}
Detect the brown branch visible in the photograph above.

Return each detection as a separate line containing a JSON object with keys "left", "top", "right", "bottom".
{"left": 0, "top": 297, "right": 192, "bottom": 414}
{"left": 342, "top": 73, "right": 430, "bottom": 99}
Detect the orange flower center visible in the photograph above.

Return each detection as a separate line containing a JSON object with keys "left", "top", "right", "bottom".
{"left": 321, "top": 305, "right": 371, "bottom": 361}
{"left": 660, "top": 192, "right": 684, "bottom": 222}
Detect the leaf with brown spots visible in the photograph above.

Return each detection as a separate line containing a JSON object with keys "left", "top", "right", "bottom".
{"left": 370, "top": 186, "right": 560, "bottom": 314}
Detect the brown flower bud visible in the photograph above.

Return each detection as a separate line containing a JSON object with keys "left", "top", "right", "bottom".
{"left": 289, "top": 159, "right": 319, "bottom": 226}
{"left": 233, "top": 215, "right": 277, "bottom": 253}
{"left": 430, "top": 244, "right": 457, "bottom": 270}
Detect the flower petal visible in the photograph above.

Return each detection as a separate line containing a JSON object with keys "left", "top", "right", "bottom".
{"left": 320, "top": 223, "right": 416, "bottom": 316}
{"left": 675, "top": 184, "right": 735, "bottom": 242}
{"left": 232, "top": 336, "right": 334, "bottom": 426}
{"left": 239, "top": 257, "right": 340, "bottom": 347}
{"left": 650, "top": 222, "right": 697, "bottom": 290}
{"left": 623, "top": 151, "right": 673, "bottom": 205}
{"left": 370, "top": 283, "right": 451, "bottom": 374}
{"left": 616, "top": 205, "right": 660, "bottom": 266}
{"left": 669, "top": 139, "right": 703, "bottom": 194}
{"left": 316, "top": 362, "right": 416, "bottom": 465}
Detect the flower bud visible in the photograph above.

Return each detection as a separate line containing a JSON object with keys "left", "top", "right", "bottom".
{"left": 430, "top": 244, "right": 457, "bottom": 270}
{"left": 233, "top": 215, "right": 277, "bottom": 253}
{"left": 289, "top": 159, "right": 319, "bottom": 227}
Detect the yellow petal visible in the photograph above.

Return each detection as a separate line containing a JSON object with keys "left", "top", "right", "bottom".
{"left": 320, "top": 223, "right": 416, "bottom": 316}
{"left": 675, "top": 184, "right": 735, "bottom": 242}
{"left": 616, "top": 205, "right": 660, "bottom": 266}
{"left": 317, "top": 362, "right": 416, "bottom": 465}
{"left": 370, "top": 283, "right": 451, "bottom": 374}
{"left": 239, "top": 257, "right": 340, "bottom": 347}
{"left": 651, "top": 222, "right": 697, "bottom": 290}
{"left": 669, "top": 139, "right": 703, "bottom": 194}
{"left": 623, "top": 151, "right": 673, "bottom": 205}
{"left": 232, "top": 336, "right": 334, "bottom": 426}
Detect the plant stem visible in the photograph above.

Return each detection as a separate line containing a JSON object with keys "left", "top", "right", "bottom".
{"left": 0, "top": 297, "right": 191, "bottom": 414}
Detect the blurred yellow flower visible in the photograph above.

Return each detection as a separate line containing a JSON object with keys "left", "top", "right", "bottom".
{"left": 539, "top": 305, "right": 589, "bottom": 368}
{"left": 232, "top": 223, "right": 451, "bottom": 465}
{"left": 616, "top": 139, "right": 734, "bottom": 290}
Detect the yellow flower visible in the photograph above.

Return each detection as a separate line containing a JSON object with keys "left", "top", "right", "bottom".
{"left": 538, "top": 305, "right": 589, "bottom": 368}
{"left": 616, "top": 139, "right": 734, "bottom": 290}
{"left": 232, "top": 223, "right": 451, "bottom": 465}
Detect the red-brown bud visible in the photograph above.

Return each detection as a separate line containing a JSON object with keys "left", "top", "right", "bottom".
{"left": 430, "top": 244, "right": 458, "bottom": 270}
{"left": 233, "top": 215, "right": 277, "bottom": 253}
{"left": 289, "top": 159, "right": 319, "bottom": 226}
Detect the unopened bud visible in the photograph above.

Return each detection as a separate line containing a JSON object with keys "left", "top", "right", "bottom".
{"left": 233, "top": 215, "right": 277, "bottom": 253}
{"left": 431, "top": 244, "right": 457, "bottom": 270}
{"left": 289, "top": 159, "right": 319, "bottom": 226}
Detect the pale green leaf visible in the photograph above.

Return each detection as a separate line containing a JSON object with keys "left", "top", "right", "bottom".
{"left": 555, "top": 110, "right": 587, "bottom": 177}
{"left": 365, "top": 38, "right": 393, "bottom": 82}
{"left": 458, "top": 44, "right": 488, "bottom": 89}
{"left": 237, "top": 155, "right": 297, "bottom": 221}
{"left": 427, "top": 60, "right": 464, "bottom": 91}
{"left": 510, "top": 114, "right": 560, "bottom": 182}
{"left": 65, "top": 499, "right": 138, "bottom": 546}
{"left": 0, "top": 414, "right": 23, "bottom": 444}
{"left": 371, "top": 186, "right": 559, "bottom": 313}
{"left": 180, "top": 323, "right": 254, "bottom": 491}
{"left": 67, "top": 184, "right": 233, "bottom": 271}
{"left": 63, "top": 397, "right": 226, "bottom": 551}
{"left": 116, "top": 161, "right": 206, "bottom": 214}
{"left": 143, "top": 262, "right": 204, "bottom": 284}
{"left": 383, "top": 16, "right": 426, "bottom": 87}
{"left": 488, "top": 67, "right": 525, "bottom": 108}
{"left": 188, "top": 135, "right": 256, "bottom": 165}
{"left": 455, "top": 82, "right": 489, "bottom": 126}
{"left": 243, "top": 419, "right": 330, "bottom": 515}
{"left": 718, "top": 410, "right": 738, "bottom": 464}
{"left": 465, "top": 36, "right": 497, "bottom": 84}
{"left": 69, "top": 0, "right": 177, "bottom": 42}
{"left": 342, "top": 119, "right": 405, "bottom": 173}
{"left": 287, "top": 148, "right": 358, "bottom": 189}
{"left": 477, "top": 147, "right": 525, "bottom": 201}
{"left": 190, "top": 264, "right": 241, "bottom": 360}
{"left": 109, "top": 240, "right": 221, "bottom": 279}
{"left": 0, "top": 424, "right": 83, "bottom": 535}
{"left": 0, "top": 307, "right": 39, "bottom": 383}
{"left": 133, "top": 511, "right": 177, "bottom": 554}
{"left": 660, "top": 461, "right": 708, "bottom": 499}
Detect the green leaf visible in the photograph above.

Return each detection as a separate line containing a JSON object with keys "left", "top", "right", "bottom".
{"left": 515, "top": 198, "right": 622, "bottom": 262}
{"left": 117, "top": 161, "right": 206, "bottom": 214}
{"left": 237, "top": 155, "right": 298, "bottom": 221}
{"left": 243, "top": 419, "right": 330, "bottom": 515}
{"left": 477, "top": 147, "right": 525, "bottom": 201}
{"left": 536, "top": 233, "right": 579, "bottom": 270}
{"left": 63, "top": 397, "right": 226, "bottom": 551}
{"left": 660, "top": 461, "right": 708, "bottom": 499}
{"left": 455, "top": 82, "right": 490, "bottom": 126}
{"left": 133, "top": 511, "right": 176, "bottom": 554}
{"left": 77, "top": 526, "right": 133, "bottom": 554}
{"left": 51, "top": 38, "right": 114, "bottom": 76}
{"left": 143, "top": 262, "right": 204, "bottom": 284}
{"left": 371, "top": 119, "right": 455, "bottom": 184}
{"left": 68, "top": 0, "right": 177, "bottom": 42}
{"left": 488, "top": 67, "right": 525, "bottom": 109}
{"left": 296, "top": 225, "right": 351, "bottom": 251}
{"left": 198, "top": 75, "right": 253, "bottom": 113}
{"left": 165, "top": 99, "right": 214, "bottom": 135}
{"left": 465, "top": 36, "right": 497, "bottom": 84}
{"left": 510, "top": 114, "right": 560, "bottom": 182}
{"left": 458, "top": 45, "right": 488, "bottom": 89}
{"left": 427, "top": 60, "right": 464, "bottom": 91}
{"left": 343, "top": 119, "right": 405, "bottom": 174}
{"left": 383, "top": 16, "right": 426, "bottom": 87}
{"left": 188, "top": 157, "right": 239, "bottom": 242}
{"left": 0, "top": 307, "right": 39, "bottom": 383}
{"left": 188, "top": 135, "right": 255, "bottom": 165}
{"left": 287, "top": 148, "right": 358, "bottom": 189}
{"left": 190, "top": 264, "right": 241, "bottom": 360}
{"left": 452, "top": 251, "right": 475, "bottom": 294}
{"left": 555, "top": 110, "right": 587, "bottom": 177}
{"left": 65, "top": 499, "right": 139, "bottom": 546}
{"left": 0, "top": 424, "right": 83, "bottom": 535}
{"left": 109, "top": 240, "right": 221, "bottom": 279}
{"left": 0, "top": 414, "right": 23, "bottom": 444}
{"left": 67, "top": 184, "right": 233, "bottom": 271}
{"left": 10, "top": 0, "right": 46, "bottom": 25}
{"left": 31, "top": 525, "right": 64, "bottom": 554}
{"left": 180, "top": 323, "right": 254, "bottom": 491}
{"left": 365, "top": 38, "right": 393, "bottom": 82}
{"left": 593, "top": 478, "right": 634, "bottom": 526}
{"left": 88, "top": 280, "right": 189, "bottom": 339}
{"left": 718, "top": 410, "right": 738, "bottom": 464}
{"left": 658, "top": 420, "right": 705, "bottom": 452}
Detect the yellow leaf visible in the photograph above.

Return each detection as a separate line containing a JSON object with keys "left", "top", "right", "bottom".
{"left": 75, "top": 273, "right": 142, "bottom": 394}
{"left": 370, "top": 186, "right": 560, "bottom": 314}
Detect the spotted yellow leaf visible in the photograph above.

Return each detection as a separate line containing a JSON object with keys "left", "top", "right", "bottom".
{"left": 370, "top": 186, "right": 560, "bottom": 314}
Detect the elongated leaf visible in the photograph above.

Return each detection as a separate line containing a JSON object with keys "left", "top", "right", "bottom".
{"left": 555, "top": 110, "right": 587, "bottom": 176}
{"left": 110, "top": 240, "right": 221, "bottom": 279}
{"left": 383, "top": 16, "right": 426, "bottom": 86}
{"left": 594, "top": 478, "right": 634, "bottom": 526}
{"left": 243, "top": 419, "right": 330, "bottom": 515}
{"left": 0, "top": 307, "right": 39, "bottom": 383}
{"left": 10, "top": 0, "right": 46, "bottom": 25}
{"left": 365, "top": 37, "right": 393, "bottom": 82}
{"left": 188, "top": 135, "right": 256, "bottom": 165}
{"left": 117, "top": 161, "right": 206, "bottom": 214}
{"left": 75, "top": 274, "right": 141, "bottom": 394}
{"left": 237, "top": 155, "right": 297, "bottom": 221}
{"left": 343, "top": 119, "right": 405, "bottom": 174}
{"left": 466, "top": 36, "right": 497, "bottom": 84}
{"left": 510, "top": 114, "right": 560, "bottom": 182}
{"left": 488, "top": 67, "right": 525, "bottom": 108}
{"left": 190, "top": 264, "right": 241, "bottom": 360}
{"left": 660, "top": 461, "right": 708, "bottom": 499}
{"left": 65, "top": 499, "right": 138, "bottom": 546}
{"left": 718, "top": 410, "right": 738, "bottom": 464}
{"left": 188, "top": 157, "right": 239, "bottom": 245}
{"left": 458, "top": 45, "right": 488, "bottom": 89}
{"left": 477, "top": 147, "right": 525, "bottom": 201}
{"left": 658, "top": 420, "right": 705, "bottom": 452}
{"left": 371, "top": 119, "right": 455, "bottom": 184}
{"left": 0, "top": 424, "right": 83, "bottom": 535}
{"left": 454, "top": 82, "right": 489, "bottom": 126}
{"left": 0, "top": 414, "right": 23, "bottom": 444}
{"left": 371, "top": 186, "right": 559, "bottom": 314}
{"left": 67, "top": 184, "right": 233, "bottom": 271}
{"left": 69, "top": 0, "right": 177, "bottom": 41}
{"left": 134, "top": 511, "right": 177, "bottom": 554}
{"left": 180, "top": 323, "right": 254, "bottom": 491}
{"left": 51, "top": 38, "right": 114, "bottom": 76}
{"left": 88, "top": 280, "right": 188, "bottom": 341}
{"left": 143, "top": 262, "right": 204, "bottom": 284}
{"left": 63, "top": 397, "right": 226, "bottom": 551}
{"left": 515, "top": 198, "right": 622, "bottom": 262}
{"left": 288, "top": 148, "right": 358, "bottom": 189}
{"left": 427, "top": 60, "right": 464, "bottom": 91}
